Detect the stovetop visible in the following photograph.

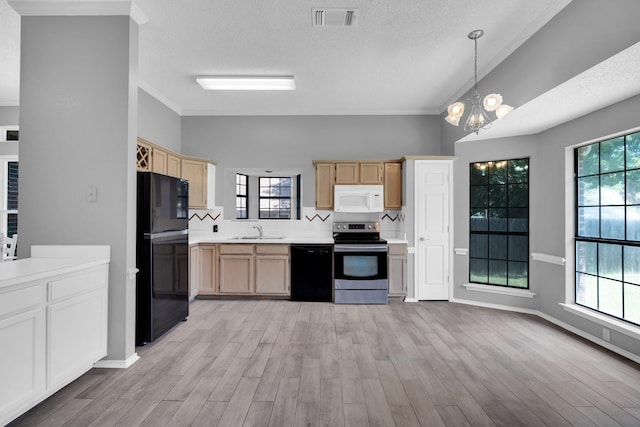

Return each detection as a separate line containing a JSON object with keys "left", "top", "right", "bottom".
{"left": 333, "top": 221, "right": 386, "bottom": 245}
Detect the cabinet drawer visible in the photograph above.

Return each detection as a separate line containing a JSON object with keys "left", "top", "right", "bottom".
{"left": 48, "top": 267, "right": 107, "bottom": 302}
{"left": 219, "top": 244, "right": 254, "bottom": 255}
{"left": 0, "top": 284, "right": 45, "bottom": 318}
{"left": 255, "top": 244, "right": 289, "bottom": 255}
{"left": 388, "top": 244, "right": 407, "bottom": 255}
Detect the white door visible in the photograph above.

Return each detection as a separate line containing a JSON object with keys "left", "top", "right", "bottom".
{"left": 416, "top": 161, "right": 451, "bottom": 300}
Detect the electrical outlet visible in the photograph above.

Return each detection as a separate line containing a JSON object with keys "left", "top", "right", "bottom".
{"left": 602, "top": 327, "right": 611, "bottom": 342}
{"left": 213, "top": 224, "right": 218, "bottom": 232}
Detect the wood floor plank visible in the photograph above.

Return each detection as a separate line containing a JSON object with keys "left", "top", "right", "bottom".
{"left": 217, "top": 377, "right": 260, "bottom": 427}
{"left": 298, "top": 358, "right": 321, "bottom": 402}
{"left": 165, "top": 377, "right": 220, "bottom": 427}
{"left": 191, "top": 401, "right": 227, "bottom": 427}
{"left": 139, "top": 401, "right": 182, "bottom": 427}
{"left": 254, "top": 358, "right": 286, "bottom": 402}
{"left": 361, "top": 378, "right": 395, "bottom": 427}
{"left": 343, "top": 403, "right": 370, "bottom": 427}
{"left": 267, "top": 377, "right": 299, "bottom": 427}
{"left": 242, "top": 401, "right": 273, "bottom": 427}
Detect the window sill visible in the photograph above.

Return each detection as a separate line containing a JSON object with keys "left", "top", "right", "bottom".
{"left": 560, "top": 303, "right": 640, "bottom": 341}
{"left": 463, "top": 283, "right": 536, "bottom": 298}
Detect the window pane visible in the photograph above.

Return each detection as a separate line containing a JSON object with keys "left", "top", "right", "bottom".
{"left": 507, "top": 262, "right": 528, "bottom": 288}
{"left": 577, "top": 176, "right": 599, "bottom": 206}
{"left": 470, "top": 186, "right": 488, "bottom": 207}
{"left": 600, "top": 137, "right": 625, "bottom": 173}
{"left": 577, "top": 143, "right": 599, "bottom": 176}
{"left": 489, "top": 185, "right": 507, "bottom": 207}
{"left": 508, "top": 184, "right": 528, "bottom": 207}
{"left": 489, "top": 163, "right": 507, "bottom": 184}
{"left": 469, "top": 234, "right": 488, "bottom": 258}
{"left": 598, "top": 243, "right": 622, "bottom": 281}
{"left": 576, "top": 272, "right": 598, "bottom": 309}
{"left": 626, "top": 170, "right": 640, "bottom": 204}
{"left": 488, "top": 208, "right": 507, "bottom": 231}
{"left": 7, "top": 161, "right": 18, "bottom": 210}
{"left": 508, "top": 159, "right": 529, "bottom": 183}
{"left": 624, "top": 246, "right": 640, "bottom": 285}
{"left": 626, "top": 132, "right": 640, "bottom": 169}
{"left": 470, "top": 209, "right": 488, "bottom": 231}
{"left": 600, "top": 172, "right": 624, "bottom": 205}
{"left": 489, "top": 235, "right": 507, "bottom": 260}
{"left": 470, "top": 164, "right": 488, "bottom": 185}
{"left": 488, "top": 260, "right": 507, "bottom": 285}
{"left": 598, "top": 278, "right": 622, "bottom": 317}
{"left": 7, "top": 213, "right": 17, "bottom": 238}
{"left": 576, "top": 241, "right": 597, "bottom": 275}
{"left": 627, "top": 207, "right": 640, "bottom": 241}
{"left": 623, "top": 283, "right": 640, "bottom": 324}
{"left": 508, "top": 208, "right": 528, "bottom": 232}
{"left": 577, "top": 207, "right": 599, "bottom": 237}
{"left": 600, "top": 207, "right": 624, "bottom": 240}
{"left": 508, "top": 235, "right": 528, "bottom": 262}
{"left": 470, "top": 258, "right": 488, "bottom": 283}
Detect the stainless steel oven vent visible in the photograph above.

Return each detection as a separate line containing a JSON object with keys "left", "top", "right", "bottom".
{"left": 312, "top": 8, "right": 358, "bottom": 27}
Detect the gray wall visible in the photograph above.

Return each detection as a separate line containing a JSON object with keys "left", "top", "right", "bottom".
{"left": 453, "top": 93, "right": 640, "bottom": 358}
{"left": 18, "top": 16, "right": 139, "bottom": 363}
{"left": 181, "top": 115, "right": 441, "bottom": 207}
{"left": 138, "top": 88, "right": 181, "bottom": 152}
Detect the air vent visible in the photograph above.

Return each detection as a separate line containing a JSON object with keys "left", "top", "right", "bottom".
{"left": 312, "top": 8, "right": 358, "bottom": 27}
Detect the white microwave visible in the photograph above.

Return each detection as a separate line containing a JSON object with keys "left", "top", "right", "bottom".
{"left": 334, "top": 185, "right": 384, "bottom": 213}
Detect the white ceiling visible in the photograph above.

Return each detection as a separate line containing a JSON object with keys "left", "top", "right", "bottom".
{"left": 1, "top": 0, "right": 571, "bottom": 117}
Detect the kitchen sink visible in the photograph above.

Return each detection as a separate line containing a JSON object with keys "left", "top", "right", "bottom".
{"left": 229, "top": 236, "right": 285, "bottom": 240}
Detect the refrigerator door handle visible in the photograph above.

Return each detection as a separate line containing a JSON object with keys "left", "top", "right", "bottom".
{"left": 144, "top": 229, "right": 189, "bottom": 239}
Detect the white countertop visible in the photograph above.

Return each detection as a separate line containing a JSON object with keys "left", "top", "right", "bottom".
{"left": 190, "top": 235, "right": 408, "bottom": 245}
{"left": 0, "top": 257, "right": 110, "bottom": 290}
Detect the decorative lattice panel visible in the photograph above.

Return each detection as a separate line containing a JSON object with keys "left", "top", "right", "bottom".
{"left": 137, "top": 144, "right": 151, "bottom": 171}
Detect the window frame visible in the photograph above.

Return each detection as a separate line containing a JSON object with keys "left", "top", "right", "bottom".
{"left": 468, "top": 157, "right": 530, "bottom": 289}
{"left": 258, "top": 176, "right": 292, "bottom": 220}
{"left": 574, "top": 131, "right": 640, "bottom": 326}
{"left": 235, "top": 173, "right": 248, "bottom": 219}
{"left": 0, "top": 155, "right": 18, "bottom": 240}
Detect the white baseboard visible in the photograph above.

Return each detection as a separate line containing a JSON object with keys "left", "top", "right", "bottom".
{"left": 403, "top": 297, "right": 418, "bottom": 302}
{"left": 451, "top": 297, "right": 640, "bottom": 365}
{"left": 94, "top": 352, "right": 140, "bottom": 369}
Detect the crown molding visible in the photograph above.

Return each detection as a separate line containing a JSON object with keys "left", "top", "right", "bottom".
{"left": 8, "top": 1, "right": 148, "bottom": 25}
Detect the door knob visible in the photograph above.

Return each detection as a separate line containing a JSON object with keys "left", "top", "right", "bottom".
{"left": 419, "top": 237, "right": 425, "bottom": 241}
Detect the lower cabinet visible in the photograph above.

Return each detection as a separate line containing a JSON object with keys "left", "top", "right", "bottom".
{"left": 388, "top": 243, "right": 407, "bottom": 296}
{"left": 194, "top": 243, "right": 290, "bottom": 297}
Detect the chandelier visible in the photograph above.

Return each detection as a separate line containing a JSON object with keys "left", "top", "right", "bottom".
{"left": 445, "top": 30, "right": 513, "bottom": 134}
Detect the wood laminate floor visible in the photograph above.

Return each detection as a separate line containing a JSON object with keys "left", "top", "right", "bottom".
{"left": 9, "top": 299, "right": 640, "bottom": 427}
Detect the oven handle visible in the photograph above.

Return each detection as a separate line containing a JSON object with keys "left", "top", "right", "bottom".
{"left": 334, "top": 244, "right": 388, "bottom": 253}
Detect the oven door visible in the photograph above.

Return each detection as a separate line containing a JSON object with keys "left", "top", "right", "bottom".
{"left": 334, "top": 244, "right": 388, "bottom": 281}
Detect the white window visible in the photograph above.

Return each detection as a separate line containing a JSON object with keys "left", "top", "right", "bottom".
{"left": 0, "top": 156, "right": 18, "bottom": 240}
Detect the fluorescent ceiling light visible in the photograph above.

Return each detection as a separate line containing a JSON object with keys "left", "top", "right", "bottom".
{"left": 196, "top": 76, "right": 296, "bottom": 90}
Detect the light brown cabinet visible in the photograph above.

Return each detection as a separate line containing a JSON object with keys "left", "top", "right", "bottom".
{"left": 219, "top": 244, "right": 254, "bottom": 294}
{"left": 181, "top": 158, "right": 208, "bottom": 209}
{"left": 193, "top": 244, "right": 218, "bottom": 296}
{"left": 388, "top": 243, "right": 407, "bottom": 296}
{"left": 167, "top": 153, "right": 182, "bottom": 178}
{"left": 359, "top": 162, "right": 384, "bottom": 184}
{"left": 255, "top": 245, "right": 290, "bottom": 295}
{"left": 384, "top": 162, "right": 402, "bottom": 209}
{"left": 313, "top": 160, "right": 402, "bottom": 210}
{"left": 315, "top": 163, "right": 335, "bottom": 210}
{"left": 136, "top": 139, "right": 152, "bottom": 171}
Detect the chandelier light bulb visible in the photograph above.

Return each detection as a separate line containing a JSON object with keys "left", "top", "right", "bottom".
{"left": 495, "top": 104, "right": 514, "bottom": 119}
{"left": 445, "top": 115, "right": 461, "bottom": 126}
{"left": 448, "top": 102, "right": 465, "bottom": 118}
{"left": 483, "top": 93, "right": 503, "bottom": 111}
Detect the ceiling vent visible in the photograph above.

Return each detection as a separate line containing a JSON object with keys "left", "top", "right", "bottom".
{"left": 312, "top": 8, "right": 358, "bottom": 27}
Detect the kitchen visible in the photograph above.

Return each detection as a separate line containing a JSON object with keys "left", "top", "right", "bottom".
{"left": 2, "top": 0, "right": 640, "bottom": 425}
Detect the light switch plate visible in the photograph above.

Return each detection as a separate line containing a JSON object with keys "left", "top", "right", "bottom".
{"left": 87, "top": 186, "right": 97, "bottom": 202}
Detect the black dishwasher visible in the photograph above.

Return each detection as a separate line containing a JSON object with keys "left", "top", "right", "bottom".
{"left": 290, "top": 245, "right": 333, "bottom": 302}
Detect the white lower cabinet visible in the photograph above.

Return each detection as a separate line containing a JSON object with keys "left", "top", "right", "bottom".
{"left": 0, "top": 263, "right": 109, "bottom": 425}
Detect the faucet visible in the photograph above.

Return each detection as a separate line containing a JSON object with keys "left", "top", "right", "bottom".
{"left": 253, "top": 224, "right": 263, "bottom": 238}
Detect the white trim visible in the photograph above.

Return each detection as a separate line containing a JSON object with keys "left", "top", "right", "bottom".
{"left": 8, "top": 1, "right": 149, "bottom": 25}
{"left": 560, "top": 303, "right": 640, "bottom": 341}
{"left": 138, "top": 81, "right": 183, "bottom": 115}
{"left": 531, "top": 252, "right": 565, "bottom": 266}
{"left": 403, "top": 297, "right": 418, "bottom": 302}
{"left": 452, "top": 298, "right": 640, "bottom": 365}
{"left": 454, "top": 247, "right": 468, "bottom": 256}
{"left": 93, "top": 352, "right": 139, "bottom": 369}
{"left": 463, "top": 283, "right": 536, "bottom": 298}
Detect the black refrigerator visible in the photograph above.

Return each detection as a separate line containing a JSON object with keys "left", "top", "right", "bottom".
{"left": 136, "top": 172, "right": 189, "bottom": 346}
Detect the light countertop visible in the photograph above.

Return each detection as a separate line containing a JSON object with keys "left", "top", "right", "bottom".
{"left": 0, "top": 257, "right": 110, "bottom": 290}
{"left": 190, "top": 235, "right": 408, "bottom": 245}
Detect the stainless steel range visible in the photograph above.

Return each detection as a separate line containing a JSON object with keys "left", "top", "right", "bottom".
{"left": 333, "top": 221, "right": 388, "bottom": 304}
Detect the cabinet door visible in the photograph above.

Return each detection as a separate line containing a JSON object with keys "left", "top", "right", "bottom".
{"left": 152, "top": 148, "right": 167, "bottom": 175}
{"left": 315, "top": 163, "right": 335, "bottom": 210}
{"left": 255, "top": 255, "right": 290, "bottom": 295}
{"left": 196, "top": 244, "right": 218, "bottom": 295}
{"left": 136, "top": 140, "right": 152, "bottom": 172}
{"left": 384, "top": 162, "right": 402, "bottom": 209}
{"left": 219, "top": 255, "right": 254, "bottom": 294}
{"left": 167, "top": 153, "right": 182, "bottom": 178}
{"left": 360, "top": 162, "right": 383, "bottom": 184}
{"left": 335, "top": 163, "right": 359, "bottom": 184}
{"left": 388, "top": 244, "right": 407, "bottom": 296}
{"left": 181, "top": 159, "right": 208, "bottom": 209}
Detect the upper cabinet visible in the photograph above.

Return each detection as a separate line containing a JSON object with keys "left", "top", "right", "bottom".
{"left": 136, "top": 137, "right": 215, "bottom": 209}
{"left": 313, "top": 160, "right": 402, "bottom": 210}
